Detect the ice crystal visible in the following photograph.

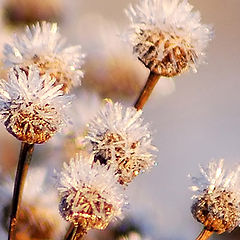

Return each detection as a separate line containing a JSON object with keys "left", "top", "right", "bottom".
{"left": 86, "top": 100, "right": 156, "bottom": 185}
{"left": 57, "top": 153, "right": 126, "bottom": 230}
{"left": 190, "top": 159, "right": 240, "bottom": 234}
{"left": 126, "top": 0, "right": 212, "bottom": 77}
{"left": 0, "top": 65, "right": 70, "bottom": 144}
{"left": 4, "top": 21, "right": 85, "bottom": 93}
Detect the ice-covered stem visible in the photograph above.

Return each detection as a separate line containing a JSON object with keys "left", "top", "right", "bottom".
{"left": 8, "top": 142, "right": 34, "bottom": 240}
{"left": 134, "top": 71, "right": 160, "bottom": 110}
{"left": 196, "top": 228, "right": 213, "bottom": 240}
{"left": 64, "top": 223, "right": 87, "bottom": 240}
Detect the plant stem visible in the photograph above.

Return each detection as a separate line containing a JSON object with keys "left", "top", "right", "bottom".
{"left": 64, "top": 224, "right": 75, "bottom": 240}
{"left": 8, "top": 142, "right": 34, "bottom": 240}
{"left": 134, "top": 71, "right": 160, "bottom": 110}
{"left": 64, "top": 223, "right": 87, "bottom": 240}
{"left": 196, "top": 228, "right": 213, "bottom": 240}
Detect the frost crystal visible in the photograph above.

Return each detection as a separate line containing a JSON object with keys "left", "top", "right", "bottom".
{"left": 4, "top": 21, "right": 85, "bottom": 93}
{"left": 0, "top": 66, "right": 70, "bottom": 144}
{"left": 126, "top": 0, "right": 212, "bottom": 77}
{"left": 190, "top": 159, "right": 240, "bottom": 234}
{"left": 57, "top": 154, "right": 125, "bottom": 230}
{"left": 86, "top": 100, "right": 156, "bottom": 185}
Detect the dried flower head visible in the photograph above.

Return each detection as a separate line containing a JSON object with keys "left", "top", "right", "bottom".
{"left": 0, "top": 66, "right": 70, "bottom": 144}
{"left": 126, "top": 0, "right": 212, "bottom": 77}
{"left": 4, "top": 21, "right": 85, "bottom": 93}
{"left": 190, "top": 159, "right": 240, "bottom": 234}
{"left": 86, "top": 100, "right": 156, "bottom": 185}
{"left": 57, "top": 154, "right": 126, "bottom": 230}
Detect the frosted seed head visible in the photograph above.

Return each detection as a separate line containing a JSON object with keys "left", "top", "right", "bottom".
{"left": 86, "top": 100, "right": 157, "bottom": 185}
{"left": 0, "top": 66, "right": 70, "bottom": 144}
{"left": 190, "top": 159, "right": 240, "bottom": 234}
{"left": 191, "top": 189, "right": 240, "bottom": 233}
{"left": 4, "top": 21, "right": 85, "bottom": 93}
{"left": 126, "top": 0, "right": 213, "bottom": 77}
{"left": 56, "top": 154, "right": 126, "bottom": 230}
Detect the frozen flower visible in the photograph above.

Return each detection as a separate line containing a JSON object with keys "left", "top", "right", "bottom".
{"left": 86, "top": 100, "right": 156, "bottom": 185}
{"left": 57, "top": 153, "right": 126, "bottom": 230}
{"left": 4, "top": 21, "right": 85, "bottom": 93}
{"left": 125, "top": 0, "right": 212, "bottom": 77}
{"left": 190, "top": 159, "right": 240, "bottom": 234}
{"left": 0, "top": 167, "right": 66, "bottom": 240}
{"left": 0, "top": 65, "right": 70, "bottom": 144}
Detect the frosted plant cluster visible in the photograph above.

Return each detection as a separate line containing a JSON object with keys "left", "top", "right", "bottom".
{"left": 0, "top": 0, "right": 225, "bottom": 239}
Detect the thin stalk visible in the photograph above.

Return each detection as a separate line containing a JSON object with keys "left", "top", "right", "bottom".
{"left": 64, "top": 223, "right": 75, "bottom": 240}
{"left": 196, "top": 228, "right": 213, "bottom": 240}
{"left": 134, "top": 71, "right": 160, "bottom": 110}
{"left": 8, "top": 142, "right": 34, "bottom": 240}
{"left": 64, "top": 223, "right": 87, "bottom": 240}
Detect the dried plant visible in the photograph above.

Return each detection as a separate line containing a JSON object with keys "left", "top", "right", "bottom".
{"left": 1, "top": 1, "right": 238, "bottom": 240}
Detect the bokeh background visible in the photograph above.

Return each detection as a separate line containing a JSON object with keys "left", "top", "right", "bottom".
{"left": 0, "top": 0, "right": 240, "bottom": 239}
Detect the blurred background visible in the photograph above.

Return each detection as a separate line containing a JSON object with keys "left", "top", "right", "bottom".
{"left": 0, "top": 0, "right": 240, "bottom": 239}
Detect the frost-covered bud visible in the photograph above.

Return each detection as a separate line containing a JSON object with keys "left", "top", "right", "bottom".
{"left": 0, "top": 66, "right": 70, "bottom": 144}
{"left": 4, "top": 22, "right": 85, "bottom": 93}
{"left": 56, "top": 154, "right": 126, "bottom": 230}
{"left": 86, "top": 100, "right": 156, "bottom": 185}
{"left": 190, "top": 159, "right": 240, "bottom": 234}
{"left": 126, "top": 0, "right": 212, "bottom": 77}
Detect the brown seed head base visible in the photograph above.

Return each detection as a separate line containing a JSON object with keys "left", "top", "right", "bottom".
{"left": 92, "top": 131, "right": 145, "bottom": 185}
{"left": 32, "top": 55, "right": 72, "bottom": 93}
{"left": 59, "top": 187, "right": 114, "bottom": 230}
{"left": 191, "top": 189, "right": 240, "bottom": 234}
{"left": 134, "top": 28, "right": 197, "bottom": 77}
{"left": 4, "top": 101, "right": 58, "bottom": 144}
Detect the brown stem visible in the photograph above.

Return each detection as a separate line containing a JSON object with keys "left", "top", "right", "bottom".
{"left": 64, "top": 223, "right": 75, "bottom": 240}
{"left": 196, "top": 228, "right": 213, "bottom": 240}
{"left": 64, "top": 223, "right": 87, "bottom": 240}
{"left": 134, "top": 71, "right": 160, "bottom": 110}
{"left": 8, "top": 142, "right": 34, "bottom": 240}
